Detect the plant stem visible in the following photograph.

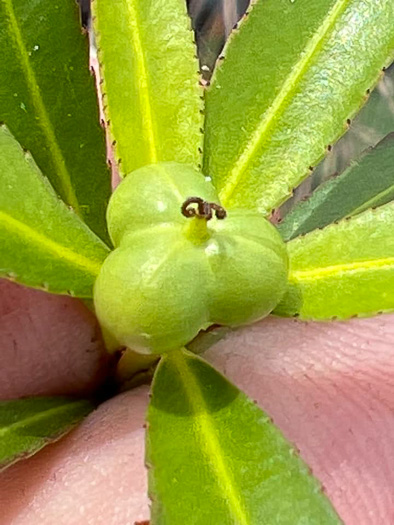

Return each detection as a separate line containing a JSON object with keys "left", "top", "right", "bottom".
{"left": 184, "top": 216, "right": 211, "bottom": 244}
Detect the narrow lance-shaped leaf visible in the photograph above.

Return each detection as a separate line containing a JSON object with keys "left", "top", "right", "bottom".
{"left": 0, "top": 0, "right": 111, "bottom": 242}
{"left": 0, "top": 126, "right": 110, "bottom": 298}
{"left": 92, "top": 0, "right": 203, "bottom": 176}
{"left": 204, "top": 0, "right": 394, "bottom": 214}
{"left": 312, "top": 63, "right": 394, "bottom": 187}
{"left": 274, "top": 201, "right": 394, "bottom": 319}
{"left": 278, "top": 134, "right": 394, "bottom": 242}
{"left": 147, "top": 349, "right": 342, "bottom": 525}
{"left": 0, "top": 397, "right": 93, "bottom": 471}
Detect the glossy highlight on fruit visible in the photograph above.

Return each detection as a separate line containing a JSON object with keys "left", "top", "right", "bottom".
{"left": 94, "top": 162, "right": 288, "bottom": 354}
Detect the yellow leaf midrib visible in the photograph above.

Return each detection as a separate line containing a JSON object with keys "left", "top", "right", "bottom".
{"left": 125, "top": 0, "right": 158, "bottom": 163}
{"left": 290, "top": 256, "right": 394, "bottom": 282}
{"left": 3, "top": 0, "right": 80, "bottom": 213}
{"left": 219, "top": 0, "right": 351, "bottom": 205}
{"left": 0, "top": 210, "right": 103, "bottom": 277}
{"left": 170, "top": 350, "right": 251, "bottom": 525}
{"left": 0, "top": 401, "right": 85, "bottom": 438}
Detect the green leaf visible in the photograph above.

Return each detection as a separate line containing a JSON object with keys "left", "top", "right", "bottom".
{"left": 0, "top": 0, "right": 111, "bottom": 242}
{"left": 278, "top": 63, "right": 394, "bottom": 220}
{"left": 349, "top": 64, "right": 394, "bottom": 142}
{"left": 312, "top": 63, "right": 394, "bottom": 187}
{"left": 147, "top": 349, "right": 342, "bottom": 525}
{"left": 278, "top": 134, "right": 394, "bottom": 241}
{"left": 274, "top": 201, "right": 394, "bottom": 319}
{"left": 0, "top": 126, "right": 110, "bottom": 297}
{"left": 0, "top": 396, "right": 93, "bottom": 471}
{"left": 203, "top": 0, "right": 394, "bottom": 214}
{"left": 92, "top": 0, "right": 203, "bottom": 176}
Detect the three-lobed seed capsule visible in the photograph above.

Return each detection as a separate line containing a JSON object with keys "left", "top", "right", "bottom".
{"left": 94, "top": 162, "right": 289, "bottom": 354}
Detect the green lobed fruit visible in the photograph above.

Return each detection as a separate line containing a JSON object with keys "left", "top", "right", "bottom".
{"left": 94, "top": 162, "right": 288, "bottom": 354}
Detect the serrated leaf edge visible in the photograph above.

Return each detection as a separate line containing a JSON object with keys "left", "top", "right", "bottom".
{"left": 148, "top": 349, "right": 250, "bottom": 525}
{"left": 287, "top": 203, "right": 394, "bottom": 285}
{"left": 278, "top": 131, "right": 394, "bottom": 241}
{"left": 0, "top": 125, "right": 110, "bottom": 296}
{"left": 279, "top": 203, "right": 394, "bottom": 320}
{"left": 92, "top": 0, "right": 204, "bottom": 176}
{"left": 216, "top": 0, "right": 352, "bottom": 205}
{"left": 205, "top": 0, "right": 394, "bottom": 214}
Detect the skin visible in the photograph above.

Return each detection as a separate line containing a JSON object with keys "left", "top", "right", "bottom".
{"left": 0, "top": 280, "right": 393, "bottom": 524}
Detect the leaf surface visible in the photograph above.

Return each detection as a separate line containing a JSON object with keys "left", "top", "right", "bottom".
{"left": 147, "top": 349, "right": 342, "bottom": 525}
{"left": 93, "top": 0, "right": 203, "bottom": 176}
{"left": 0, "top": 0, "right": 111, "bottom": 242}
{"left": 275, "top": 202, "right": 394, "bottom": 319}
{"left": 204, "top": 0, "right": 394, "bottom": 214}
{"left": 0, "top": 397, "right": 93, "bottom": 471}
{"left": 0, "top": 126, "right": 109, "bottom": 297}
{"left": 312, "top": 63, "right": 394, "bottom": 187}
{"left": 278, "top": 134, "right": 394, "bottom": 241}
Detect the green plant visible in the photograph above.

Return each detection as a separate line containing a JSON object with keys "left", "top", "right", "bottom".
{"left": 0, "top": 0, "right": 393, "bottom": 523}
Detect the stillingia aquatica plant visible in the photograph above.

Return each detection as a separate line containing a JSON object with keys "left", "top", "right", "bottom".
{"left": 0, "top": 0, "right": 394, "bottom": 523}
